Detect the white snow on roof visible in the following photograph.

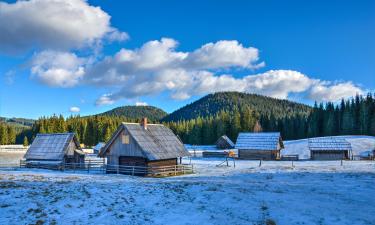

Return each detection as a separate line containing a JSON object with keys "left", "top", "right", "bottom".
{"left": 235, "top": 132, "right": 282, "bottom": 151}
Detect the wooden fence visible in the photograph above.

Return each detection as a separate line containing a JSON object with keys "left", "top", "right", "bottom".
{"left": 19, "top": 160, "right": 193, "bottom": 177}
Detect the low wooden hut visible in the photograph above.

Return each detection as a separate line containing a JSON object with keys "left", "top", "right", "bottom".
{"left": 24, "top": 133, "right": 85, "bottom": 166}
{"left": 215, "top": 135, "right": 235, "bottom": 149}
{"left": 93, "top": 142, "right": 105, "bottom": 154}
{"left": 98, "top": 118, "right": 190, "bottom": 175}
{"left": 308, "top": 137, "right": 351, "bottom": 160}
{"left": 235, "top": 132, "right": 284, "bottom": 160}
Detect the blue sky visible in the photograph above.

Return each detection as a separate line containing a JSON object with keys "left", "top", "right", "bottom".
{"left": 0, "top": 0, "right": 374, "bottom": 119}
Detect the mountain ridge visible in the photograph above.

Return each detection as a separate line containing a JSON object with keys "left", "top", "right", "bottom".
{"left": 162, "top": 92, "right": 312, "bottom": 122}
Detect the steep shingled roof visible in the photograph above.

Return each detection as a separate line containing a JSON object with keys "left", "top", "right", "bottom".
{"left": 235, "top": 132, "right": 284, "bottom": 151}
{"left": 99, "top": 123, "right": 190, "bottom": 160}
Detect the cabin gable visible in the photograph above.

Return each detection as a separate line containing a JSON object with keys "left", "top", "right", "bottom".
{"left": 106, "top": 127, "right": 145, "bottom": 165}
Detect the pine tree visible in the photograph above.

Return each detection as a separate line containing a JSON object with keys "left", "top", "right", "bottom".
{"left": 0, "top": 123, "right": 8, "bottom": 145}
{"left": 23, "top": 136, "right": 29, "bottom": 146}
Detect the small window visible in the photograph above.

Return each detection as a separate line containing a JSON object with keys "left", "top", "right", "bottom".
{"left": 122, "top": 135, "right": 129, "bottom": 144}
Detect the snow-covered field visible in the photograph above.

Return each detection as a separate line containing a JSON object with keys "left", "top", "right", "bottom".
{"left": 283, "top": 135, "right": 375, "bottom": 159}
{"left": 1, "top": 158, "right": 374, "bottom": 225}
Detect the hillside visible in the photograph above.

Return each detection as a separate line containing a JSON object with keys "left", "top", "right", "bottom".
{"left": 162, "top": 92, "right": 312, "bottom": 122}
{"left": 0, "top": 117, "right": 34, "bottom": 128}
{"left": 97, "top": 106, "right": 167, "bottom": 123}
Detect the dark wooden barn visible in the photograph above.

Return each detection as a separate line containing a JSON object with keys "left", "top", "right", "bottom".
{"left": 215, "top": 135, "right": 235, "bottom": 149}
{"left": 308, "top": 137, "right": 352, "bottom": 160}
{"left": 24, "top": 133, "right": 85, "bottom": 166}
{"left": 235, "top": 132, "right": 284, "bottom": 160}
{"left": 98, "top": 118, "right": 190, "bottom": 174}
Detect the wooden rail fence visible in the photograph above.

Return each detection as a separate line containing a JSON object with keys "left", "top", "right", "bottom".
{"left": 19, "top": 160, "right": 193, "bottom": 177}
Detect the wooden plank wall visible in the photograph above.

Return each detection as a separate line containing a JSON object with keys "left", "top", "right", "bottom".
{"left": 239, "top": 150, "right": 278, "bottom": 160}
{"left": 311, "top": 150, "right": 348, "bottom": 160}
{"left": 107, "top": 128, "right": 144, "bottom": 165}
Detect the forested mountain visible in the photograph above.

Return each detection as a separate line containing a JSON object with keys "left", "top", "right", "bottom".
{"left": 2, "top": 92, "right": 375, "bottom": 146}
{"left": 166, "top": 93, "right": 375, "bottom": 144}
{"left": 97, "top": 106, "right": 167, "bottom": 123}
{"left": 162, "top": 92, "right": 312, "bottom": 122}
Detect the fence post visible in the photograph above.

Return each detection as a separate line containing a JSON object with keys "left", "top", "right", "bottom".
{"left": 233, "top": 158, "right": 236, "bottom": 168}
{"left": 174, "top": 165, "right": 177, "bottom": 175}
{"left": 88, "top": 160, "right": 90, "bottom": 173}
{"left": 259, "top": 159, "right": 262, "bottom": 167}
{"left": 117, "top": 165, "right": 119, "bottom": 174}
{"left": 292, "top": 160, "right": 294, "bottom": 168}
{"left": 132, "top": 167, "right": 135, "bottom": 176}
{"left": 341, "top": 160, "right": 343, "bottom": 166}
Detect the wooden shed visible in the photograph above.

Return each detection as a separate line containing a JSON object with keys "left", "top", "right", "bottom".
{"left": 308, "top": 137, "right": 351, "bottom": 160}
{"left": 215, "top": 135, "right": 235, "bottom": 149}
{"left": 25, "top": 133, "right": 85, "bottom": 166}
{"left": 235, "top": 132, "right": 284, "bottom": 160}
{"left": 98, "top": 118, "right": 190, "bottom": 175}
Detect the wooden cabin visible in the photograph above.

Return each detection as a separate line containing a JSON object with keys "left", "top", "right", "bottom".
{"left": 235, "top": 132, "right": 284, "bottom": 160}
{"left": 98, "top": 118, "right": 190, "bottom": 175}
{"left": 215, "top": 135, "right": 235, "bottom": 149}
{"left": 308, "top": 137, "right": 351, "bottom": 160}
{"left": 25, "top": 133, "right": 85, "bottom": 166}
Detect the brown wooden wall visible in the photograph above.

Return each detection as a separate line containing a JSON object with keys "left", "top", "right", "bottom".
{"left": 119, "top": 156, "right": 146, "bottom": 166}
{"left": 311, "top": 150, "right": 348, "bottom": 160}
{"left": 239, "top": 150, "right": 279, "bottom": 160}
{"left": 147, "top": 158, "right": 177, "bottom": 167}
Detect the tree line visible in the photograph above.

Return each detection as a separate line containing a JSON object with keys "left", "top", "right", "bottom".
{"left": 0, "top": 122, "right": 17, "bottom": 145}
{"left": 4, "top": 93, "right": 375, "bottom": 146}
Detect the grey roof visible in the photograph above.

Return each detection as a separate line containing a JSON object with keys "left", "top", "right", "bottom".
{"left": 308, "top": 137, "right": 352, "bottom": 151}
{"left": 25, "top": 133, "right": 81, "bottom": 161}
{"left": 100, "top": 123, "right": 190, "bottom": 160}
{"left": 185, "top": 145, "right": 219, "bottom": 151}
{"left": 235, "top": 132, "right": 284, "bottom": 151}
{"left": 93, "top": 142, "right": 106, "bottom": 151}
{"left": 215, "top": 135, "right": 235, "bottom": 149}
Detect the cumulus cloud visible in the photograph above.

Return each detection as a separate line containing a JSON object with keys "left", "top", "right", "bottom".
{"left": 69, "top": 106, "right": 80, "bottom": 113}
{"left": 95, "top": 94, "right": 115, "bottom": 106}
{"left": 17, "top": 32, "right": 362, "bottom": 104}
{"left": 308, "top": 81, "right": 363, "bottom": 101}
{"left": 135, "top": 101, "right": 148, "bottom": 106}
{"left": 0, "top": 0, "right": 127, "bottom": 53}
{"left": 85, "top": 38, "right": 263, "bottom": 86}
{"left": 30, "top": 51, "right": 86, "bottom": 87}
{"left": 243, "top": 70, "right": 314, "bottom": 99}
{"left": 184, "top": 40, "right": 264, "bottom": 69}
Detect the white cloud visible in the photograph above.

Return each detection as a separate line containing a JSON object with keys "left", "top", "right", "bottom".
{"left": 243, "top": 70, "right": 314, "bottom": 99}
{"left": 85, "top": 38, "right": 263, "bottom": 87}
{"left": 17, "top": 34, "right": 362, "bottom": 104}
{"left": 308, "top": 81, "right": 363, "bottom": 101}
{"left": 184, "top": 40, "right": 264, "bottom": 69}
{"left": 69, "top": 106, "right": 80, "bottom": 113}
{"left": 135, "top": 101, "right": 148, "bottom": 106}
{"left": 0, "top": 0, "right": 127, "bottom": 53}
{"left": 4, "top": 70, "right": 16, "bottom": 85}
{"left": 30, "top": 51, "right": 86, "bottom": 87}
{"left": 95, "top": 94, "right": 115, "bottom": 106}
